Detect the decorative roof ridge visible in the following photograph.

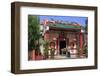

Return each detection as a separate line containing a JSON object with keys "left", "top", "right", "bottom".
{"left": 40, "top": 20, "right": 81, "bottom": 26}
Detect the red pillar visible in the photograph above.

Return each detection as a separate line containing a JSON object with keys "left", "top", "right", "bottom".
{"left": 80, "top": 33, "right": 82, "bottom": 48}
{"left": 56, "top": 38, "right": 58, "bottom": 54}
{"left": 80, "top": 32, "right": 83, "bottom": 56}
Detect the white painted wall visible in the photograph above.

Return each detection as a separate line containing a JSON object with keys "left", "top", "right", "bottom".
{"left": 0, "top": 0, "right": 100, "bottom": 76}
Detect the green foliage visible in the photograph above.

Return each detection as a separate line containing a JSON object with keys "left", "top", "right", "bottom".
{"left": 28, "top": 15, "right": 40, "bottom": 50}
{"left": 43, "top": 40, "right": 49, "bottom": 53}
{"left": 84, "top": 25, "right": 87, "bottom": 33}
{"left": 77, "top": 46, "right": 81, "bottom": 56}
{"left": 50, "top": 48, "right": 55, "bottom": 59}
{"left": 43, "top": 40, "right": 50, "bottom": 58}
{"left": 82, "top": 43, "right": 88, "bottom": 56}
{"left": 77, "top": 43, "right": 88, "bottom": 57}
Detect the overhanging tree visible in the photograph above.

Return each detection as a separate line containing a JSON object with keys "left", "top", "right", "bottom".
{"left": 28, "top": 15, "right": 40, "bottom": 51}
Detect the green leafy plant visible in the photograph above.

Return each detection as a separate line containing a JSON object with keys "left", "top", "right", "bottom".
{"left": 82, "top": 43, "right": 88, "bottom": 57}
{"left": 43, "top": 40, "right": 49, "bottom": 59}
{"left": 28, "top": 15, "right": 40, "bottom": 51}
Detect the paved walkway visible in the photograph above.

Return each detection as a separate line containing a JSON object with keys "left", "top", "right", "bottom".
{"left": 48, "top": 55, "right": 86, "bottom": 60}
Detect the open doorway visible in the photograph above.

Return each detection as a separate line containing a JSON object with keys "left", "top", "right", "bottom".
{"left": 59, "top": 40, "right": 66, "bottom": 55}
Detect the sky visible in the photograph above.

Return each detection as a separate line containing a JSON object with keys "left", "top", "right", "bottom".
{"left": 39, "top": 15, "right": 87, "bottom": 27}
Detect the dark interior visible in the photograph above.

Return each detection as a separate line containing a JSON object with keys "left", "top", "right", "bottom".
{"left": 59, "top": 40, "right": 66, "bottom": 55}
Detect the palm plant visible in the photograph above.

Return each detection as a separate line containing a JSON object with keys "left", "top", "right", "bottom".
{"left": 28, "top": 15, "right": 40, "bottom": 51}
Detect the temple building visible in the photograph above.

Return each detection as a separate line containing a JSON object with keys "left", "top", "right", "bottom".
{"left": 40, "top": 19, "right": 86, "bottom": 57}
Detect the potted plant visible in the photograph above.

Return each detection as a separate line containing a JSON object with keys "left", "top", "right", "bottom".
{"left": 49, "top": 42, "right": 56, "bottom": 59}
{"left": 28, "top": 15, "right": 40, "bottom": 60}
{"left": 43, "top": 40, "right": 49, "bottom": 59}
{"left": 82, "top": 43, "right": 88, "bottom": 57}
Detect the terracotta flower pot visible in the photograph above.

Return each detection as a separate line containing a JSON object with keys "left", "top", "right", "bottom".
{"left": 28, "top": 50, "right": 36, "bottom": 60}
{"left": 31, "top": 50, "right": 35, "bottom": 60}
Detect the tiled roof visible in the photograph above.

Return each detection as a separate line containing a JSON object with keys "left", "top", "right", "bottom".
{"left": 48, "top": 23, "right": 81, "bottom": 29}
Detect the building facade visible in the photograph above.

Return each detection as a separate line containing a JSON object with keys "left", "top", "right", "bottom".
{"left": 40, "top": 20, "right": 84, "bottom": 57}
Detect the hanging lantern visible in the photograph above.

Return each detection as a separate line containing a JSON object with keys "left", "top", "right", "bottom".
{"left": 40, "top": 25, "right": 44, "bottom": 31}
{"left": 46, "top": 26, "right": 49, "bottom": 31}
